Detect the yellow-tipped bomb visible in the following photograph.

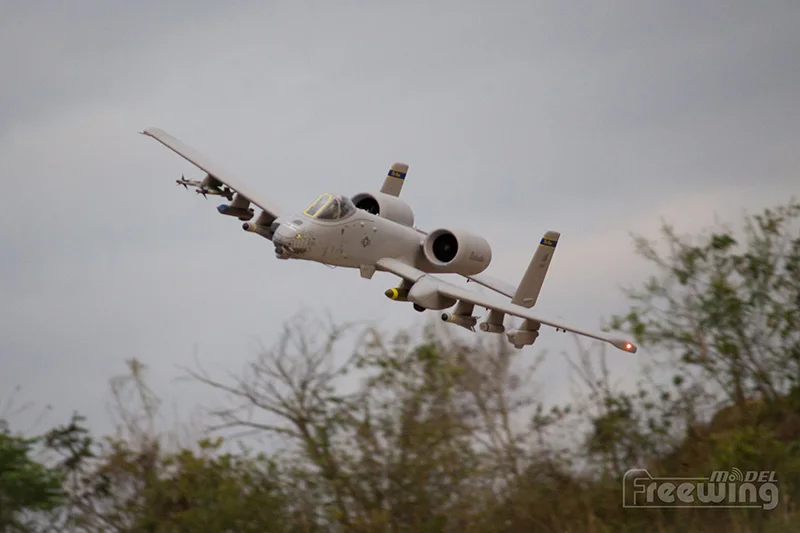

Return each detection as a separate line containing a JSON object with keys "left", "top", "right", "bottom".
{"left": 384, "top": 287, "right": 410, "bottom": 301}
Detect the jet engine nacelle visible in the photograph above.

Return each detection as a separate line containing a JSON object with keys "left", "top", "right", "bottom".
{"left": 351, "top": 192, "right": 415, "bottom": 227}
{"left": 422, "top": 228, "right": 492, "bottom": 276}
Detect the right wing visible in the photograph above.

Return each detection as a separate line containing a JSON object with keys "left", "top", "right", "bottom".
{"left": 376, "top": 257, "right": 638, "bottom": 354}
{"left": 141, "top": 127, "right": 284, "bottom": 224}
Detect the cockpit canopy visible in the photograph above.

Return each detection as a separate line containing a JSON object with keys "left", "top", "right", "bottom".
{"left": 303, "top": 193, "right": 356, "bottom": 221}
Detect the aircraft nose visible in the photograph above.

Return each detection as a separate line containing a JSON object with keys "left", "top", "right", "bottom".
{"left": 270, "top": 217, "right": 290, "bottom": 241}
{"left": 272, "top": 218, "right": 301, "bottom": 258}
{"left": 270, "top": 220, "right": 281, "bottom": 235}
{"left": 272, "top": 222, "right": 295, "bottom": 244}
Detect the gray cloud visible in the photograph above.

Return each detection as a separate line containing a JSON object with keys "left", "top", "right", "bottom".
{"left": 1, "top": 1, "right": 798, "bottom": 436}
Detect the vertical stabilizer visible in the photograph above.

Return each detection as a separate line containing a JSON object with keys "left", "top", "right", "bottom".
{"left": 511, "top": 231, "right": 560, "bottom": 308}
{"left": 380, "top": 162, "right": 408, "bottom": 197}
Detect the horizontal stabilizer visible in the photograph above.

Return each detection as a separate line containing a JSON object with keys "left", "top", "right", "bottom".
{"left": 465, "top": 272, "right": 516, "bottom": 299}
{"left": 380, "top": 162, "right": 409, "bottom": 197}
{"left": 511, "top": 230, "right": 560, "bottom": 308}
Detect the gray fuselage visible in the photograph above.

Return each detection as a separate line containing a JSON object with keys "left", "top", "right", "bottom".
{"left": 271, "top": 210, "right": 426, "bottom": 269}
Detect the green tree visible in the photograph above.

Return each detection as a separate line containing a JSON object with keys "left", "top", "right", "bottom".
{"left": 611, "top": 201, "right": 800, "bottom": 410}
{"left": 190, "top": 314, "right": 549, "bottom": 532}
{"left": 65, "top": 436, "right": 292, "bottom": 533}
{"left": 604, "top": 200, "right": 800, "bottom": 528}
{"left": 0, "top": 419, "right": 64, "bottom": 532}
{"left": 44, "top": 359, "right": 295, "bottom": 533}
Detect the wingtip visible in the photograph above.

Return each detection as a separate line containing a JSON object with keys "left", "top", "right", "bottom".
{"left": 609, "top": 338, "right": 638, "bottom": 353}
{"left": 140, "top": 127, "right": 163, "bottom": 137}
{"left": 622, "top": 341, "right": 639, "bottom": 353}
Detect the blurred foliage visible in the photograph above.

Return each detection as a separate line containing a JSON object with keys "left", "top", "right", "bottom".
{"left": 0, "top": 420, "right": 64, "bottom": 532}
{"left": 2, "top": 200, "right": 799, "bottom": 532}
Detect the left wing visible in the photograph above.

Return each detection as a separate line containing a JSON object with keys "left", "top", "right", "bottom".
{"left": 141, "top": 127, "right": 284, "bottom": 224}
{"left": 376, "top": 258, "right": 638, "bottom": 353}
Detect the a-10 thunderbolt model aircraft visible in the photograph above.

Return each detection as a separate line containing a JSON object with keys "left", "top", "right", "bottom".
{"left": 141, "top": 128, "right": 638, "bottom": 354}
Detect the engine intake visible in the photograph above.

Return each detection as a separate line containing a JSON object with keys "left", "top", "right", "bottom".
{"left": 351, "top": 192, "right": 414, "bottom": 227}
{"left": 422, "top": 228, "right": 492, "bottom": 276}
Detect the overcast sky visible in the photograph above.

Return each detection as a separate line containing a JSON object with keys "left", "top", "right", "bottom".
{"left": 1, "top": 1, "right": 798, "bottom": 438}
